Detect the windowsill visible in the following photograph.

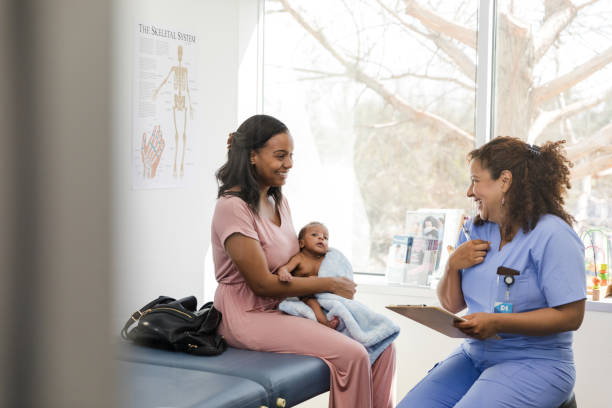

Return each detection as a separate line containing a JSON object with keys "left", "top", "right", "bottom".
{"left": 586, "top": 295, "right": 612, "bottom": 312}
{"left": 354, "top": 273, "right": 439, "bottom": 301}
{"left": 353, "top": 273, "right": 612, "bottom": 313}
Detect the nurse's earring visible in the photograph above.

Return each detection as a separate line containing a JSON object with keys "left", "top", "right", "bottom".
{"left": 501, "top": 195, "right": 505, "bottom": 207}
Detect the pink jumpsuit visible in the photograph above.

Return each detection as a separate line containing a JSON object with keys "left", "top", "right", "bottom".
{"left": 212, "top": 195, "right": 395, "bottom": 408}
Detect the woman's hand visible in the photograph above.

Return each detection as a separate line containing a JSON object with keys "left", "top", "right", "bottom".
{"left": 454, "top": 312, "right": 499, "bottom": 340}
{"left": 329, "top": 277, "right": 356, "bottom": 299}
{"left": 225, "top": 233, "right": 355, "bottom": 298}
{"left": 448, "top": 239, "right": 490, "bottom": 271}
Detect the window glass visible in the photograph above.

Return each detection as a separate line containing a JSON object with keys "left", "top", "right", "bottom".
{"left": 494, "top": 0, "right": 612, "bottom": 229}
{"left": 264, "top": 0, "right": 479, "bottom": 274}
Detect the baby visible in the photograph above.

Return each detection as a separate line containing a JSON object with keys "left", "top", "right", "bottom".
{"left": 277, "top": 222, "right": 340, "bottom": 329}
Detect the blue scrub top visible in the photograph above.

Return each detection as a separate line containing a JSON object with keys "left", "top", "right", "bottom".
{"left": 457, "top": 214, "right": 586, "bottom": 363}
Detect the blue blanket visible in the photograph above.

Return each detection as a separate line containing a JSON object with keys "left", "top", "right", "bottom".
{"left": 278, "top": 248, "right": 400, "bottom": 363}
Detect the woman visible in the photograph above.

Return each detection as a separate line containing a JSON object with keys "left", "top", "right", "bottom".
{"left": 211, "top": 114, "right": 396, "bottom": 408}
{"left": 398, "top": 137, "right": 586, "bottom": 408}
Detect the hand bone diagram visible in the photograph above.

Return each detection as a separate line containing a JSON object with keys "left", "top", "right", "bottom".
{"left": 141, "top": 125, "right": 165, "bottom": 179}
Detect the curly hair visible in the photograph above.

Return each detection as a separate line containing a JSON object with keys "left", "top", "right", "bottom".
{"left": 215, "top": 115, "right": 289, "bottom": 213}
{"left": 468, "top": 136, "right": 575, "bottom": 241}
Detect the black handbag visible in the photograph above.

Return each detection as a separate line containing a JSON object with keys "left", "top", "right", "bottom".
{"left": 121, "top": 296, "right": 227, "bottom": 356}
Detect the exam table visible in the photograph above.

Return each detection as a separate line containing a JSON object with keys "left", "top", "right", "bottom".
{"left": 116, "top": 341, "right": 330, "bottom": 408}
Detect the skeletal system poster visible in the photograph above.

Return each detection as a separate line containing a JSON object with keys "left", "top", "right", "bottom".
{"left": 133, "top": 22, "right": 200, "bottom": 189}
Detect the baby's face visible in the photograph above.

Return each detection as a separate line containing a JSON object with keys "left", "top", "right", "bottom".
{"left": 300, "top": 225, "right": 329, "bottom": 255}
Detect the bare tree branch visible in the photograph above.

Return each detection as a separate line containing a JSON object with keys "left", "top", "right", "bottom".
{"left": 528, "top": 87, "right": 612, "bottom": 143}
{"left": 341, "top": 0, "right": 362, "bottom": 60}
{"left": 533, "top": 2, "right": 577, "bottom": 61}
{"left": 381, "top": 71, "right": 475, "bottom": 91}
{"left": 576, "top": 0, "right": 603, "bottom": 11}
{"left": 532, "top": 46, "right": 612, "bottom": 105}
{"left": 278, "top": 0, "right": 474, "bottom": 142}
{"left": 559, "top": 94, "right": 578, "bottom": 143}
{"left": 375, "top": 0, "right": 429, "bottom": 37}
{"left": 566, "top": 122, "right": 612, "bottom": 162}
{"left": 402, "top": 0, "right": 477, "bottom": 49}
{"left": 569, "top": 121, "right": 612, "bottom": 179}
{"left": 296, "top": 75, "right": 346, "bottom": 81}
{"left": 288, "top": 66, "right": 345, "bottom": 77}
{"left": 360, "top": 120, "right": 410, "bottom": 129}
{"left": 429, "top": 34, "right": 476, "bottom": 81}
{"left": 376, "top": 0, "right": 476, "bottom": 82}
{"left": 343, "top": 52, "right": 474, "bottom": 90}
{"left": 571, "top": 152, "right": 612, "bottom": 179}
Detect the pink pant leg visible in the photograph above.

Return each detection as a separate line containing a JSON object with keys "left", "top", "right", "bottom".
{"left": 372, "top": 343, "right": 396, "bottom": 408}
{"left": 325, "top": 336, "right": 373, "bottom": 408}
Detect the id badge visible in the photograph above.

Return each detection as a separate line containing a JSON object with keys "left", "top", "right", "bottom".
{"left": 494, "top": 301, "right": 513, "bottom": 313}
{"left": 494, "top": 266, "right": 520, "bottom": 314}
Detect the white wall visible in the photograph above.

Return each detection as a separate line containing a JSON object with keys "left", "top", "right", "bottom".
{"left": 111, "top": 3, "right": 612, "bottom": 408}
{"left": 113, "top": 0, "right": 243, "bottom": 328}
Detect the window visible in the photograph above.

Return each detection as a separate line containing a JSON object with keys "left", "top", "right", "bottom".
{"left": 264, "top": 0, "right": 479, "bottom": 275}
{"left": 494, "top": 0, "right": 612, "bottom": 229}
{"left": 262, "top": 0, "right": 612, "bottom": 276}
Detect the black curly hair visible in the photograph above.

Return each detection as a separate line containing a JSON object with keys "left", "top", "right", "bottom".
{"left": 468, "top": 136, "right": 575, "bottom": 241}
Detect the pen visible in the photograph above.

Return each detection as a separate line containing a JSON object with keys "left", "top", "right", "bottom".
{"left": 462, "top": 223, "right": 471, "bottom": 241}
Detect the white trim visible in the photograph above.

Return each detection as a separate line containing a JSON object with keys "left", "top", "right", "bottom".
{"left": 237, "top": 0, "right": 264, "bottom": 122}
{"left": 256, "top": 0, "right": 265, "bottom": 113}
{"left": 475, "top": 0, "right": 496, "bottom": 147}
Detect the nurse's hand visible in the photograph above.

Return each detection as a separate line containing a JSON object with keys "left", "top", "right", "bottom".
{"left": 448, "top": 239, "right": 490, "bottom": 270}
{"left": 454, "top": 313, "right": 499, "bottom": 340}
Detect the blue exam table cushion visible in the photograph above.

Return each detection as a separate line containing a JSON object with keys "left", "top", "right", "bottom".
{"left": 117, "top": 342, "right": 330, "bottom": 407}
{"left": 118, "top": 360, "right": 268, "bottom": 408}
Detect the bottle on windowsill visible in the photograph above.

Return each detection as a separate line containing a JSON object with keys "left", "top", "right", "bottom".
{"left": 592, "top": 276, "right": 601, "bottom": 301}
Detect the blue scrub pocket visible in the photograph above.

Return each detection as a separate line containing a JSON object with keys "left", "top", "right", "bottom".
{"left": 493, "top": 274, "right": 531, "bottom": 313}
{"left": 510, "top": 275, "right": 532, "bottom": 312}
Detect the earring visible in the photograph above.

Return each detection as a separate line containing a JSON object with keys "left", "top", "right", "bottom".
{"left": 501, "top": 196, "right": 505, "bottom": 207}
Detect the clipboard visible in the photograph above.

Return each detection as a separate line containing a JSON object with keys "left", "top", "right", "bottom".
{"left": 386, "top": 305, "right": 468, "bottom": 338}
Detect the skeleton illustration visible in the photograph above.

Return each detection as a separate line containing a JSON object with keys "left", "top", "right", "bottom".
{"left": 152, "top": 45, "right": 193, "bottom": 177}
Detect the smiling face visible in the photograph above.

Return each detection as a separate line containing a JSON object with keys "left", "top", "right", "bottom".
{"left": 299, "top": 224, "right": 329, "bottom": 256}
{"left": 250, "top": 132, "right": 294, "bottom": 188}
{"left": 467, "top": 159, "right": 511, "bottom": 224}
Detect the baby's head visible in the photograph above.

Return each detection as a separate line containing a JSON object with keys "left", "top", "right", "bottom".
{"left": 298, "top": 222, "right": 329, "bottom": 256}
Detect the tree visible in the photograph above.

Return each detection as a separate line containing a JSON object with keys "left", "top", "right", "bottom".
{"left": 266, "top": 0, "right": 612, "bottom": 268}
{"left": 276, "top": 0, "right": 612, "bottom": 174}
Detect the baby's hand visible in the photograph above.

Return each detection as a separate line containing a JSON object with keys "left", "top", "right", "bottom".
{"left": 327, "top": 317, "right": 339, "bottom": 330}
{"left": 277, "top": 267, "right": 292, "bottom": 282}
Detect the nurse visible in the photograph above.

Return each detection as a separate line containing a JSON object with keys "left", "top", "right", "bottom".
{"left": 397, "top": 136, "right": 586, "bottom": 408}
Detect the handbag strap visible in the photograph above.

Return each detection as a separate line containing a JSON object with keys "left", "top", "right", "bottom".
{"left": 121, "top": 295, "right": 175, "bottom": 340}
